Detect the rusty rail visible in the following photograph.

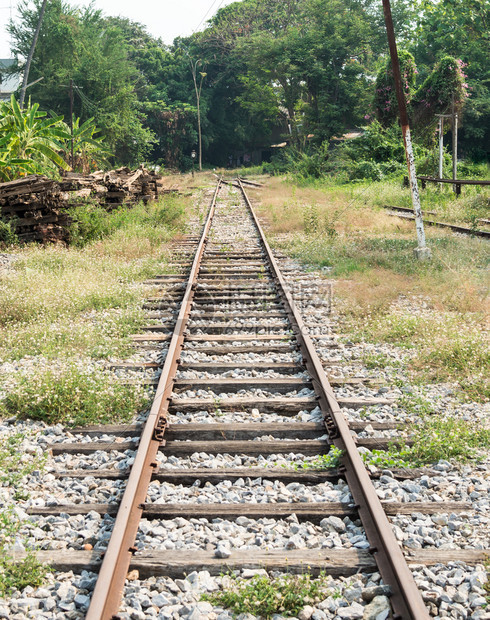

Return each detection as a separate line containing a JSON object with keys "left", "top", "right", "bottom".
{"left": 85, "top": 179, "right": 222, "bottom": 620}
{"left": 237, "top": 179, "right": 430, "bottom": 620}
{"left": 383, "top": 204, "right": 490, "bottom": 239}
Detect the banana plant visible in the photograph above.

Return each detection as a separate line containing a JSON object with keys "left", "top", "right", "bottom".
{"left": 0, "top": 95, "right": 71, "bottom": 177}
{"left": 66, "top": 116, "right": 112, "bottom": 173}
{"left": 0, "top": 135, "right": 34, "bottom": 182}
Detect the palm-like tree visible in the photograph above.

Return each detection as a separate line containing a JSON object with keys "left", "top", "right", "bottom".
{"left": 67, "top": 117, "right": 111, "bottom": 173}
{"left": 0, "top": 95, "right": 71, "bottom": 179}
{"left": 0, "top": 134, "right": 33, "bottom": 181}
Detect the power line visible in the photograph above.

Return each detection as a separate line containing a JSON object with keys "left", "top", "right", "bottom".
{"left": 192, "top": 0, "right": 226, "bottom": 34}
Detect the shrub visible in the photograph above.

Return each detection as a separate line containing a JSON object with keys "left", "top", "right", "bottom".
{"left": 0, "top": 218, "right": 17, "bottom": 245}
{"left": 0, "top": 365, "right": 149, "bottom": 426}
{"left": 68, "top": 196, "right": 184, "bottom": 247}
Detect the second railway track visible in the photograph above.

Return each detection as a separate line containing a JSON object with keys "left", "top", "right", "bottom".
{"left": 17, "top": 179, "right": 488, "bottom": 619}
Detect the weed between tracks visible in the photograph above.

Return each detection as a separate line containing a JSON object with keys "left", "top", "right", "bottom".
{"left": 202, "top": 572, "right": 331, "bottom": 619}
{"left": 0, "top": 431, "right": 46, "bottom": 497}
{"left": 0, "top": 507, "right": 49, "bottom": 597}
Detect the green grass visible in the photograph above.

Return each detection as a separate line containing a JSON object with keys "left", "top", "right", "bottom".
{"left": 202, "top": 573, "right": 331, "bottom": 619}
{"left": 0, "top": 306, "right": 145, "bottom": 361}
{"left": 282, "top": 231, "right": 488, "bottom": 400}
{"left": 290, "top": 446, "right": 343, "bottom": 470}
{"left": 0, "top": 218, "right": 17, "bottom": 245}
{"left": 0, "top": 365, "right": 149, "bottom": 426}
{"left": 403, "top": 415, "right": 490, "bottom": 465}
{"left": 362, "top": 352, "right": 404, "bottom": 370}
{"left": 0, "top": 194, "right": 188, "bottom": 363}
{"left": 361, "top": 394, "right": 490, "bottom": 468}
{"left": 291, "top": 173, "right": 490, "bottom": 228}
{"left": 0, "top": 552, "right": 48, "bottom": 597}
{"left": 0, "top": 432, "right": 47, "bottom": 498}
{"left": 67, "top": 195, "right": 184, "bottom": 247}
{"left": 0, "top": 507, "right": 50, "bottom": 596}
{"left": 281, "top": 233, "right": 488, "bottom": 282}
{"left": 351, "top": 313, "right": 489, "bottom": 401}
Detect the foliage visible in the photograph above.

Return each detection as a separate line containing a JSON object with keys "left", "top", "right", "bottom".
{"left": 0, "top": 364, "right": 149, "bottom": 426}
{"left": 412, "top": 56, "right": 469, "bottom": 134}
{"left": 0, "top": 95, "right": 70, "bottom": 179}
{"left": 65, "top": 116, "right": 111, "bottom": 173}
{"left": 374, "top": 52, "right": 469, "bottom": 144}
{"left": 5, "top": 0, "right": 488, "bottom": 168}
{"left": 0, "top": 218, "right": 18, "bottom": 245}
{"left": 0, "top": 551, "right": 48, "bottom": 596}
{"left": 0, "top": 506, "right": 50, "bottom": 595}
{"left": 397, "top": 414, "right": 490, "bottom": 466}
{"left": 292, "top": 446, "right": 343, "bottom": 470}
{"left": 67, "top": 195, "right": 184, "bottom": 247}
{"left": 202, "top": 572, "right": 331, "bottom": 618}
{"left": 0, "top": 432, "right": 47, "bottom": 490}
{"left": 412, "top": 0, "right": 489, "bottom": 159}
{"left": 359, "top": 393, "right": 490, "bottom": 468}
{"left": 8, "top": 0, "right": 155, "bottom": 165}
{"left": 374, "top": 50, "right": 418, "bottom": 126}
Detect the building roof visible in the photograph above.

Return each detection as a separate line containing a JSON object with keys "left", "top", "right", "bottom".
{"left": 0, "top": 59, "right": 21, "bottom": 99}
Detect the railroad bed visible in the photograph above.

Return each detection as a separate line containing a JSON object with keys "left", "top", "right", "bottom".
{"left": 3, "top": 180, "right": 489, "bottom": 620}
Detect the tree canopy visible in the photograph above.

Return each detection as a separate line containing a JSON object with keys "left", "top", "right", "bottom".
{"left": 3, "top": 0, "right": 488, "bottom": 167}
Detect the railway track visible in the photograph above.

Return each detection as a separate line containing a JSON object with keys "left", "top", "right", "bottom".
{"left": 382, "top": 204, "right": 490, "bottom": 239}
{"left": 17, "top": 179, "right": 488, "bottom": 619}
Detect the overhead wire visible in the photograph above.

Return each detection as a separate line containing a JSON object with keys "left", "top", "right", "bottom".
{"left": 192, "top": 0, "right": 227, "bottom": 34}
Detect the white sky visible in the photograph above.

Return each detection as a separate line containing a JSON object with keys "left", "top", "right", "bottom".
{"left": 0, "top": 0, "right": 240, "bottom": 58}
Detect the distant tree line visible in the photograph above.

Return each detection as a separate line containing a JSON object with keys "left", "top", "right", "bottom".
{"left": 4, "top": 0, "right": 488, "bottom": 169}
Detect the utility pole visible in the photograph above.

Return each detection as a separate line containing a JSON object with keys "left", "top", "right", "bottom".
{"left": 435, "top": 113, "right": 451, "bottom": 188}
{"left": 19, "top": 0, "right": 48, "bottom": 109}
{"left": 382, "top": 0, "right": 431, "bottom": 260}
{"left": 189, "top": 58, "right": 205, "bottom": 171}
{"left": 69, "top": 79, "right": 74, "bottom": 169}
{"left": 438, "top": 116, "right": 444, "bottom": 181}
{"left": 452, "top": 97, "right": 458, "bottom": 192}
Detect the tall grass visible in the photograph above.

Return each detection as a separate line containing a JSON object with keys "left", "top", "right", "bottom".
{"left": 0, "top": 194, "right": 188, "bottom": 362}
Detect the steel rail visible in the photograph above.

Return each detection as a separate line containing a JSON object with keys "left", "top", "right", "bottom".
{"left": 86, "top": 179, "right": 222, "bottom": 620}
{"left": 237, "top": 179, "right": 430, "bottom": 620}
{"left": 383, "top": 205, "right": 490, "bottom": 239}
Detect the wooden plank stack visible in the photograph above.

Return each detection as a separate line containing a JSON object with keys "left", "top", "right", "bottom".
{"left": 0, "top": 175, "right": 71, "bottom": 243}
{"left": 0, "top": 166, "right": 164, "bottom": 243}
{"left": 59, "top": 166, "right": 160, "bottom": 208}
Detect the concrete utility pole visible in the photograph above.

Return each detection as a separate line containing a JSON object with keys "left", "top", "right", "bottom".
{"left": 452, "top": 97, "right": 458, "bottom": 192}
{"left": 438, "top": 116, "right": 444, "bottom": 181}
{"left": 19, "top": 0, "right": 48, "bottom": 109}
{"left": 382, "top": 0, "right": 431, "bottom": 260}
{"left": 69, "top": 79, "right": 74, "bottom": 168}
{"left": 189, "top": 59, "right": 205, "bottom": 172}
{"left": 436, "top": 113, "right": 451, "bottom": 188}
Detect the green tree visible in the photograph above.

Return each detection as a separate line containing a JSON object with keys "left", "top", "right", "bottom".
{"left": 411, "top": 0, "right": 489, "bottom": 159}
{"left": 8, "top": 0, "right": 155, "bottom": 165}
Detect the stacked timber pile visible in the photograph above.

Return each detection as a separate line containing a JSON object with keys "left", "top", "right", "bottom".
{"left": 0, "top": 166, "right": 167, "bottom": 243}
{"left": 0, "top": 175, "right": 70, "bottom": 243}
{"left": 60, "top": 166, "right": 161, "bottom": 208}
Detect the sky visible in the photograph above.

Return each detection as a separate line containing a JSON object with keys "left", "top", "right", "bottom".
{"left": 0, "top": 0, "right": 239, "bottom": 58}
